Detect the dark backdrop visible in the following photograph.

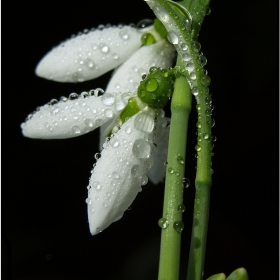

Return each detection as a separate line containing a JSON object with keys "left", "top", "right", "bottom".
{"left": 3, "top": 0, "right": 278, "bottom": 279}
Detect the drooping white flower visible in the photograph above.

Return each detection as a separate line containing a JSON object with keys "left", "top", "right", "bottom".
{"left": 35, "top": 21, "right": 174, "bottom": 84}
{"left": 22, "top": 20, "right": 175, "bottom": 235}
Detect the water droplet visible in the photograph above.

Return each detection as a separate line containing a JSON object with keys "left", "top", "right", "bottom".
{"left": 190, "top": 72, "right": 196, "bottom": 80}
{"left": 168, "top": 167, "right": 174, "bottom": 174}
{"left": 180, "top": 43, "right": 188, "bottom": 50}
{"left": 158, "top": 218, "right": 169, "bottom": 229}
{"left": 87, "top": 59, "right": 95, "bottom": 69}
{"left": 205, "top": 109, "right": 212, "bottom": 116}
{"left": 141, "top": 33, "right": 156, "bottom": 45}
{"left": 167, "top": 31, "right": 179, "bottom": 44}
{"left": 69, "top": 92, "right": 79, "bottom": 100}
{"left": 206, "top": 7, "right": 211, "bottom": 15}
{"left": 126, "top": 127, "right": 132, "bottom": 134}
{"left": 155, "top": 5, "right": 169, "bottom": 23}
{"left": 92, "top": 181, "right": 101, "bottom": 190}
{"left": 178, "top": 204, "right": 186, "bottom": 213}
{"left": 119, "top": 30, "right": 129, "bottom": 40}
{"left": 132, "top": 139, "right": 151, "bottom": 158}
{"left": 134, "top": 112, "right": 155, "bottom": 133}
{"left": 182, "top": 53, "right": 191, "bottom": 61}
{"left": 137, "top": 19, "right": 154, "bottom": 29}
{"left": 177, "top": 155, "right": 184, "bottom": 165}
{"left": 85, "top": 198, "right": 92, "bottom": 204}
{"left": 212, "top": 135, "right": 217, "bottom": 142}
{"left": 85, "top": 119, "right": 94, "bottom": 128}
{"left": 211, "top": 168, "right": 214, "bottom": 174}
{"left": 186, "top": 62, "right": 194, "bottom": 72}
{"left": 112, "top": 172, "right": 120, "bottom": 179}
{"left": 173, "top": 220, "right": 184, "bottom": 233}
{"left": 200, "top": 55, "right": 207, "bottom": 66}
{"left": 99, "top": 43, "right": 109, "bottom": 53}
{"left": 110, "top": 137, "right": 119, "bottom": 148}
{"left": 94, "top": 153, "right": 101, "bottom": 160}
{"left": 195, "top": 145, "right": 201, "bottom": 151}
{"left": 131, "top": 165, "right": 143, "bottom": 178}
{"left": 105, "top": 109, "right": 114, "bottom": 118}
{"left": 195, "top": 41, "right": 201, "bottom": 51}
{"left": 192, "top": 87, "right": 199, "bottom": 96}
{"left": 203, "top": 133, "right": 209, "bottom": 140}
{"left": 72, "top": 72, "right": 83, "bottom": 82}
{"left": 196, "top": 121, "right": 201, "bottom": 128}
{"left": 96, "top": 227, "right": 102, "bottom": 233}
{"left": 60, "top": 96, "right": 68, "bottom": 102}
{"left": 72, "top": 126, "right": 81, "bottom": 134}
{"left": 101, "top": 93, "right": 115, "bottom": 106}
{"left": 112, "top": 53, "right": 119, "bottom": 60}
{"left": 201, "top": 75, "right": 211, "bottom": 86}
{"left": 182, "top": 177, "right": 190, "bottom": 188}
{"left": 145, "top": 78, "right": 159, "bottom": 92}
{"left": 141, "top": 175, "right": 148, "bottom": 186}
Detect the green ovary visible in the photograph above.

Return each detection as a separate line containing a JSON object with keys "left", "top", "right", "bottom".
{"left": 137, "top": 69, "right": 175, "bottom": 109}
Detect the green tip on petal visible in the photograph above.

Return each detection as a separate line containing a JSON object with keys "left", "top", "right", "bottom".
{"left": 154, "top": 18, "right": 168, "bottom": 39}
{"left": 206, "top": 273, "right": 226, "bottom": 280}
{"left": 226, "top": 268, "right": 249, "bottom": 280}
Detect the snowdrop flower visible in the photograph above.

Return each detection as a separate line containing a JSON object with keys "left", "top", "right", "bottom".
{"left": 22, "top": 19, "right": 176, "bottom": 235}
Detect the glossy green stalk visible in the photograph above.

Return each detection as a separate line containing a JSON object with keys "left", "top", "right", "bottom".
{"left": 158, "top": 66, "right": 192, "bottom": 280}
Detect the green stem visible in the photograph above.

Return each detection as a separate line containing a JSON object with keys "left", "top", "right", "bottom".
{"left": 158, "top": 65, "right": 192, "bottom": 280}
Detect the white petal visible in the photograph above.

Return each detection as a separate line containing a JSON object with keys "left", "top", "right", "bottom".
{"left": 148, "top": 114, "right": 170, "bottom": 184}
{"left": 87, "top": 109, "right": 157, "bottom": 235}
{"left": 106, "top": 40, "right": 175, "bottom": 93}
{"left": 87, "top": 108, "right": 169, "bottom": 234}
{"left": 35, "top": 26, "right": 143, "bottom": 82}
{"left": 21, "top": 90, "right": 128, "bottom": 139}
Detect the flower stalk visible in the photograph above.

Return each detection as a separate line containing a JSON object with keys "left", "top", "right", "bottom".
{"left": 158, "top": 66, "right": 192, "bottom": 280}
{"left": 145, "top": 0, "right": 213, "bottom": 279}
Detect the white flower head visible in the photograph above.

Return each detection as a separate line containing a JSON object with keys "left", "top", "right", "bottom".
{"left": 22, "top": 20, "right": 175, "bottom": 235}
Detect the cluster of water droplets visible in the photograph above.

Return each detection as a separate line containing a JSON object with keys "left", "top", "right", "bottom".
{"left": 36, "top": 24, "right": 144, "bottom": 83}
{"left": 21, "top": 88, "right": 135, "bottom": 139}
{"left": 86, "top": 108, "right": 170, "bottom": 234}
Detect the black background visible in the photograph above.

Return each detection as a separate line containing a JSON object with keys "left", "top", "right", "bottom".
{"left": 3, "top": 0, "right": 278, "bottom": 279}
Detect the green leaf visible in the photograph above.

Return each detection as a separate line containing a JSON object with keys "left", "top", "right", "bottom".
{"left": 206, "top": 273, "right": 226, "bottom": 280}
{"left": 226, "top": 268, "right": 249, "bottom": 280}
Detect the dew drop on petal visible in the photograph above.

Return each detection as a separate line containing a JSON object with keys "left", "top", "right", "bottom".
{"left": 132, "top": 139, "right": 151, "bottom": 158}
{"left": 101, "top": 93, "right": 115, "bottom": 106}
{"left": 119, "top": 30, "right": 129, "bottom": 40}
{"left": 85, "top": 119, "right": 94, "bottom": 128}
{"left": 134, "top": 112, "right": 155, "bottom": 133}
{"left": 105, "top": 109, "right": 114, "bottom": 118}
{"left": 110, "top": 137, "right": 119, "bottom": 148}
{"left": 72, "top": 126, "right": 81, "bottom": 134}
{"left": 112, "top": 53, "right": 119, "bottom": 60}
{"left": 99, "top": 43, "right": 110, "bottom": 53}
{"left": 131, "top": 165, "right": 143, "bottom": 178}
{"left": 141, "top": 175, "right": 148, "bottom": 186}
{"left": 92, "top": 181, "right": 101, "bottom": 191}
